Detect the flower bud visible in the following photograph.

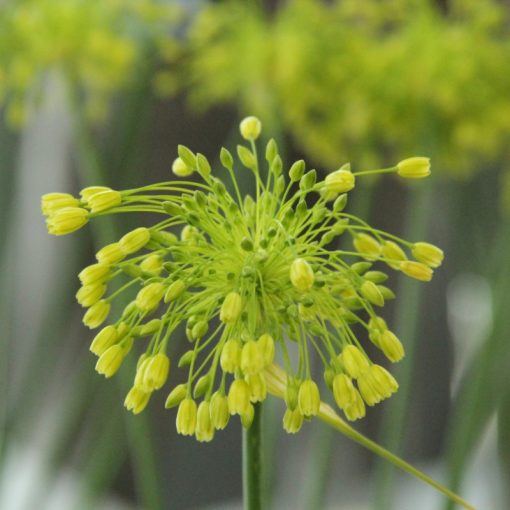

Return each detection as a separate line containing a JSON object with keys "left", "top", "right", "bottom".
{"left": 220, "top": 340, "right": 241, "bottom": 373}
{"left": 400, "top": 261, "right": 433, "bottom": 281}
{"left": 241, "top": 404, "right": 255, "bottom": 428}
{"left": 137, "top": 319, "right": 162, "bottom": 336}
{"left": 143, "top": 353, "right": 170, "bottom": 390}
{"left": 257, "top": 334, "right": 275, "bottom": 367}
{"left": 210, "top": 392, "right": 230, "bottom": 430}
{"left": 246, "top": 373, "right": 267, "bottom": 402}
{"left": 289, "top": 160, "right": 305, "bottom": 182}
{"left": 237, "top": 145, "right": 256, "bottom": 168}
{"left": 46, "top": 207, "right": 89, "bottom": 235}
{"left": 396, "top": 157, "right": 431, "bottom": 179}
{"left": 379, "top": 330, "right": 405, "bottom": 362}
{"left": 298, "top": 380, "right": 320, "bottom": 417}
{"left": 96, "top": 242, "right": 125, "bottom": 264}
{"left": 290, "top": 258, "right": 314, "bottom": 291}
{"left": 360, "top": 280, "right": 384, "bottom": 307}
{"left": 353, "top": 233, "right": 381, "bottom": 260}
{"left": 324, "top": 169, "right": 355, "bottom": 194}
{"left": 165, "top": 384, "right": 187, "bottom": 409}
{"left": 343, "top": 395, "right": 366, "bottom": 421}
{"left": 412, "top": 242, "right": 444, "bottom": 268}
{"left": 382, "top": 241, "right": 407, "bottom": 269}
{"left": 140, "top": 254, "right": 163, "bottom": 275}
{"left": 135, "top": 283, "right": 165, "bottom": 312}
{"left": 227, "top": 379, "right": 250, "bottom": 415}
{"left": 241, "top": 340, "right": 264, "bottom": 375}
{"left": 283, "top": 407, "right": 304, "bottom": 434}
{"left": 164, "top": 279, "right": 186, "bottom": 302}
{"left": 332, "top": 374, "right": 365, "bottom": 422}
{"left": 79, "top": 263, "right": 110, "bottom": 286}
{"left": 196, "top": 401, "right": 215, "bottom": 442}
{"left": 83, "top": 300, "right": 110, "bottom": 329}
{"left": 220, "top": 292, "right": 242, "bottom": 323}
{"left": 88, "top": 190, "right": 122, "bottom": 213}
{"left": 172, "top": 157, "right": 193, "bottom": 177}
{"left": 119, "top": 227, "right": 151, "bottom": 254}
{"left": 124, "top": 386, "right": 151, "bottom": 415}
{"left": 80, "top": 186, "right": 111, "bottom": 202}
{"left": 239, "top": 116, "right": 262, "bottom": 141}
{"left": 76, "top": 282, "right": 107, "bottom": 307}
{"left": 41, "top": 193, "right": 79, "bottom": 216}
{"left": 95, "top": 344, "right": 124, "bottom": 378}
{"left": 176, "top": 398, "right": 197, "bottom": 436}
{"left": 341, "top": 345, "right": 369, "bottom": 379}
{"left": 285, "top": 378, "right": 300, "bottom": 411}
{"left": 358, "top": 365, "right": 398, "bottom": 406}
{"left": 193, "top": 375, "right": 211, "bottom": 399}
{"left": 90, "top": 325, "right": 118, "bottom": 356}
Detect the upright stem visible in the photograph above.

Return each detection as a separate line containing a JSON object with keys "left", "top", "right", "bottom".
{"left": 243, "top": 403, "right": 263, "bottom": 510}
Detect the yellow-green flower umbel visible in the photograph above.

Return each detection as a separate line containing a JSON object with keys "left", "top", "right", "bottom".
{"left": 42, "top": 116, "right": 442, "bottom": 440}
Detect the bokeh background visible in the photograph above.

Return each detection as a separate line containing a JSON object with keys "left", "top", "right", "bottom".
{"left": 1, "top": 0, "right": 510, "bottom": 509}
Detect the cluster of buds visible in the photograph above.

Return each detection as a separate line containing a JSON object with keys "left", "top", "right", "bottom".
{"left": 42, "top": 116, "right": 442, "bottom": 441}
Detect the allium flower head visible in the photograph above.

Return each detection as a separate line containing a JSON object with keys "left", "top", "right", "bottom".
{"left": 43, "top": 116, "right": 442, "bottom": 441}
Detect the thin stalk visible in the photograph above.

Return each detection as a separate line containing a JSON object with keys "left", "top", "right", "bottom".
{"left": 374, "top": 179, "right": 433, "bottom": 510}
{"left": 243, "top": 403, "right": 263, "bottom": 510}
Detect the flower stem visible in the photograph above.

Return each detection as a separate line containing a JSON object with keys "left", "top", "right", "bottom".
{"left": 243, "top": 403, "right": 263, "bottom": 510}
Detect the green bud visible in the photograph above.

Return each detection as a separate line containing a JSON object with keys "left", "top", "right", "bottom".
{"left": 178, "top": 350, "right": 194, "bottom": 368}
{"left": 364, "top": 271, "right": 388, "bottom": 283}
{"left": 151, "top": 230, "right": 178, "bottom": 245}
{"left": 193, "top": 374, "right": 210, "bottom": 398}
{"left": 274, "top": 175, "right": 285, "bottom": 195}
{"left": 333, "top": 193, "right": 348, "bottom": 212}
{"left": 378, "top": 285, "right": 396, "bottom": 300}
{"left": 241, "top": 404, "right": 255, "bottom": 428}
{"left": 237, "top": 145, "right": 256, "bottom": 169}
{"left": 196, "top": 153, "right": 211, "bottom": 179}
{"left": 299, "top": 169, "right": 316, "bottom": 191}
{"left": 177, "top": 145, "right": 196, "bottom": 170}
{"left": 289, "top": 160, "right": 305, "bottom": 182}
{"left": 240, "top": 237, "right": 254, "bottom": 251}
{"left": 351, "top": 262, "right": 372, "bottom": 274}
{"left": 220, "top": 147, "right": 234, "bottom": 170}
{"left": 285, "top": 378, "right": 300, "bottom": 411}
{"left": 265, "top": 138, "right": 278, "bottom": 163}
{"left": 165, "top": 384, "right": 187, "bottom": 409}
{"left": 192, "top": 320, "right": 209, "bottom": 339}
{"left": 163, "top": 201, "right": 183, "bottom": 216}
{"left": 194, "top": 190, "right": 207, "bottom": 208}
{"left": 270, "top": 155, "right": 282, "bottom": 177}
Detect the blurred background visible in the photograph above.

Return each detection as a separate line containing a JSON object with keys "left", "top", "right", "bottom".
{"left": 1, "top": 0, "right": 509, "bottom": 509}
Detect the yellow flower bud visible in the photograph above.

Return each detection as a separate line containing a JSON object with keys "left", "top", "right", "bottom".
{"left": 290, "top": 258, "right": 314, "bottom": 291}
{"left": 239, "top": 116, "right": 262, "bottom": 141}
{"left": 210, "top": 391, "right": 230, "bottom": 430}
{"left": 119, "top": 227, "right": 151, "bottom": 254}
{"left": 87, "top": 190, "right": 122, "bottom": 213}
{"left": 196, "top": 401, "right": 215, "bottom": 442}
{"left": 165, "top": 384, "right": 187, "bottom": 409}
{"left": 124, "top": 386, "right": 151, "bottom": 415}
{"left": 83, "top": 300, "right": 110, "bottom": 329}
{"left": 227, "top": 379, "right": 250, "bottom": 415}
{"left": 360, "top": 280, "right": 384, "bottom": 307}
{"left": 382, "top": 240, "right": 407, "bottom": 269}
{"left": 332, "top": 373, "right": 356, "bottom": 409}
{"left": 341, "top": 345, "right": 369, "bottom": 379}
{"left": 41, "top": 193, "right": 79, "bottom": 216}
{"left": 135, "top": 282, "right": 165, "bottom": 312}
{"left": 95, "top": 344, "right": 124, "bottom": 378}
{"left": 257, "top": 333, "right": 275, "bottom": 367}
{"left": 358, "top": 365, "right": 398, "bottom": 406}
{"left": 80, "top": 186, "right": 111, "bottom": 202}
{"left": 220, "top": 339, "right": 241, "bottom": 373}
{"left": 241, "top": 404, "right": 255, "bottom": 428}
{"left": 379, "top": 330, "right": 405, "bottom": 362}
{"left": 79, "top": 263, "right": 110, "bottom": 285}
{"left": 181, "top": 225, "right": 199, "bottom": 242}
{"left": 140, "top": 254, "right": 163, "bottom": 275}
{"left": 298, "top": 379, "right": 320, "bottom": 417}
{"left": 240, "top": 340, "right": 264, "bottom": 375}
{"left": 164, "top": 279, "right": 186, "bottom": 302}
{"left": 353, "top": 233, "right": 381, "bottom": 260}
{"left": 324, "top": 169, "right": 355, "bottom": 194}
{"left": 246, "top": 373, "right": 267, "bottom": 403}
{"left": 412, "top": 242, "right": 444, "bottom": 268}
{"left": 220, "top": 292, "right": 242, "bottom": 323}
{"left": 176, "top": 398, "right": 197, "bottom": 436}
{"left": 400, "top": 261, "right": 433, "bottom": 282}
{"left": 344, "top": 395, "right": 366, "bottom": 421}
{"left": 90, "top": 325, "right": 118, "bottom": 356}
{"left": 172, "top": 157, "right": 193, "bottom": 177}
{"left": 46, "top": 207, "right": 89, "bottom": 235}
{"left": 76, "top": 282, "right": 106, "bottom": 307}
{"left": 396, "top": 157, "right": 431, "bottom": 179}
{"left": 96, "top": 242, "right": 125, "bottom": 264}
{"left": 143, "top": 353, "right": 170, "bottom": 390}
{"left": 283, "top": 407, "right": 304, "bottom": 434}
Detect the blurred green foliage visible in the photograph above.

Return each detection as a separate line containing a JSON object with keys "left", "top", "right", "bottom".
{"left": 177, "top": 0, "right": 510, "bottom": 180}
{"left": 0, "top": 0, "right": 181, "bottom": 126}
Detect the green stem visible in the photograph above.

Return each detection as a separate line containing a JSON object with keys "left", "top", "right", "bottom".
{"left": 373, "top": 179, "right": 433, "bottom": 510}
{"left": 243, "top": 403, "right": 263, "bottom": 510}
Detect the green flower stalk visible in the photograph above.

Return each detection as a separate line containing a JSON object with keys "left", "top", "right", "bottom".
{"left": 41, "top": 117, "right": 470, "bottom": 507}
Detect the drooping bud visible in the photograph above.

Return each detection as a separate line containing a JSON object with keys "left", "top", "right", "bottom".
{"left": 220, "top": 292, "right": 242, "bottom": 323}
{"left": 378, "top": 330, "right": 405, "bottom": 362}
{"left": 241, "top": 404, "right": 255, "bottom": 428}
{"left": 210, "top": 391, "right": 230, "bottom": 430}
{"left": 135, "top": 283, "right": 165, "bottom": 312}
{"left": 95, "top": 344, "right": 124, "bottom": 378}
{"left": 88, "top": 190, "right": 122, "bottom": 213}
{"left": 176, "top": 398, "right": 197, "bottom": 436}
{"left": 341, "top": 345, "right": 370, "bottom": 379}
{"left": 290, "top": 258, "right": 314, "bottom": 291}
{"left": 119, "top": 227, "right": 151, "bottom": 254}
{"left": 41, "top": 193, "right": 79, "bottom": 216}
{"left": 412, "top": 242, "right": 444, "bottom": 268}
{"left": 360, "top": 280, "right": 385, "bottom": 307}
{"left": 358, "top": 365, "right": 398, "bottom": 406}
{"left": 96, "top": 242, "right": 125, "bottom": 264}
{"left": 80, "top": 186, "right": 111, "bottom": 202}
{"left": 79, "top": 263, "right": 110, "bottom": 286}
{"left": 324, "top": 168, "right": 355, "bottom": 194}
{"left": 124, "top": 386, "right": 151, "bottom": 415}
{"left": 257, "top": 334, "right": 275, "bottom": 366}
{"left": 298, "top": 379, "right": 320, "bottom": 417}
{"left": 227, "top": 379, "right": 250, "bottom": 415}
{"left": 164, "top": 280, "right": 186, "bottom": 302}
{"left": 353, "top": 233, "right": 381, "bottom": 260}
{"left": 240, "top": 340, "right": 264, "bottom": 375}
{"left": 76, "top": 283, "right": 107, "bottom": 308}
{"left": 220, "top": 340, "right": 241, "bottom": 373}
{"left": 400, "top": 261, "right": 433, "bottom": 282}
{"left": 140, "top": 254, "right": 163, "bottom": 275}
{"left": 196, "top": 401, "right": 215, "bottom": 442}
{"left": 143, "top": 353, "right": 170, "bottom": 390}
{"left": 83, "top": 300, "right": 110, "bottom": 329}
{"left": 165, "top": 384, "right": 187, "bottom": 409}
{"left": 46, "top": 207, "right": 89, "bottom": 235}
{"left": 283, "top": 407, "right": 304, "bottom": 434}
{"left": 90, "top": 325, "right": 118, "bottom": 356}
{"left": 246, "top": 373, "right": 267, "bottom": 402}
